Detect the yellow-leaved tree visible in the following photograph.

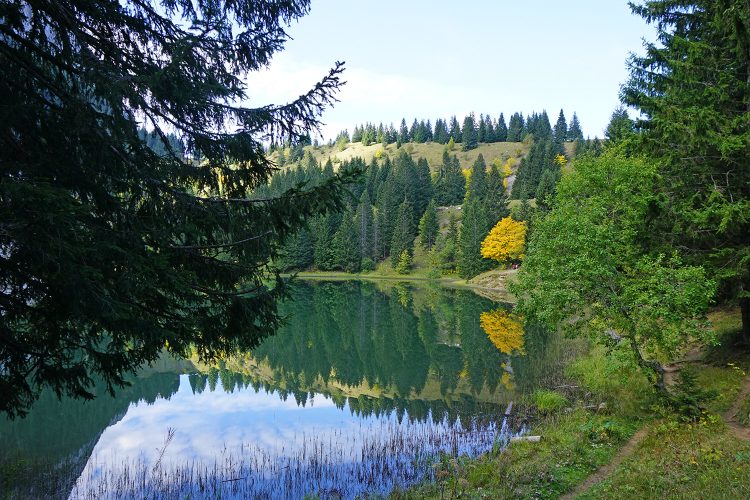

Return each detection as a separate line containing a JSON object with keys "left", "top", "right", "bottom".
{"left": 481, "top": 216, "right": 527, "bottom": 264}
{"left": 479, "top": 309, "right": 525, "bottom": 355}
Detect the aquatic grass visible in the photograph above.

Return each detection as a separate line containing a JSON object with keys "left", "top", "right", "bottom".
{"left": 69, "top": 412, "right": 523, "bottom": 499}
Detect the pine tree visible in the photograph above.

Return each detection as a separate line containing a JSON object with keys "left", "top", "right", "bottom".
{"left": 398, "top": 118, "right": 409, "bottom": 145}
{"left": 497, "top": 113, "right": 508, "bottom": 142}
{"left": 332, "top": 213, "right": 361, "bottom": 272}
{"left": 434, "top": 119, "right": 449, "bottom": 144}
{"left": 458, "top": 198, "right": 492, "bottom": 279}
{"left": 622, "top": 0, "right": 750, "bottom": 339}
{"left": 477, "top": 114, "right": 487, "bottom": 143}
{"left": 553, "top": 109, "right": 568, "bottom": 143}
{"left": 604, "top": 107, "right": 635, "bottom": 144}
{"left": 278, "top": 228, "right": 314, "bottom": 271}
{"left": 485, "top": 163, "right": 510, "bottom": 223}
{"left": 355, "top": 191, "right": 375, "bottom": 260}
{"left": 449, "top": 116, "right": 462, "bottom": 141}
{"left": 0, "top": 0, "right": 356, "bottom": 417}
{"left": 418, "top": 201, "right": 440, "bottom": 251}
{"left": 390, "top": 199, "right": 416, "bottom": 267}
{"left": 567, "top": 112, "right": 584, "bottom": 141}
{"left": 410, "top": 119, "right": 419, "bottom": 142}
{"left": 507, "top": 113, "right": 523, "bottom": 142}
{"left": 462, "top": 114, "right": 478, "bottom": 151}
{"left": 467, "top": 154, "right": 488, "bottom": 200}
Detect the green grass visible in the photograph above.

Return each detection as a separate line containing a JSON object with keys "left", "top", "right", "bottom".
{"left": 581, "top": 418, "right": 750, "bottom": 499}
{"left": 395, "top": 410, "right": 640, "bottom": 499}
{"left": 532, "top": 390, "right": 569, "bottom": 414}
{"left": 398, "top": 307, "right": 750, "bottom": 499}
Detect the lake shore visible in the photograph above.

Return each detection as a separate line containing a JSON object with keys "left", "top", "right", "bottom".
{"left": 290, "top": 268, "right": 517, "bottom": 303}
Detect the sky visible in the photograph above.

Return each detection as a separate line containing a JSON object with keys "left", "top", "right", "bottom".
{"left": 245, "top": 0, "right": 655, "bottom": 141}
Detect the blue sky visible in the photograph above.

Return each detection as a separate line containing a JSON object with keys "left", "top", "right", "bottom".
{"left": 246, "top": 1, "right": 654, "bottom": 140}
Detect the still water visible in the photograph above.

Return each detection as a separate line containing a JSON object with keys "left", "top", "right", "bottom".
{"left": 0, "top": 280, "right": 565, "bottom": 498}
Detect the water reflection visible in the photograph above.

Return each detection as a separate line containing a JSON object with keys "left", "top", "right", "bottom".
{"left": 0, "top": 280, "right": 572, "bottom": 498}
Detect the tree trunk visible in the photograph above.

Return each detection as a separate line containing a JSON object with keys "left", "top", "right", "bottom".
{"left": 629, "top": 336, "right": 667, "bottom": 393}
{"left": 741, "top": 296, "right": 750, "bottom": 343}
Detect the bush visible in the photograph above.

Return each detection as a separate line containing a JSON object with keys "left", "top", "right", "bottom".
{"left": 532, "top": 389, "right": 568, "bottom": 414}
{"left": 665, "top": 368, "right": 718, "bottom": 422}
{"left": 360, "top": 258, "right": 375, "bottom": 272}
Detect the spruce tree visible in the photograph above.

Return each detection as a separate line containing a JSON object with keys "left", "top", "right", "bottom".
{"left": 332, "top": 213, "right": 361, "bottom": 272}
{"left": 553, "top": 109, "right": 568, "bottom": 143}
{"left": 458, "top": 199, "right": 492, "bottom": 279}
{"left": 462, "top": 114, "right": 478, "bottom": 151}
{"left": 507, "top": 113, "right": 523, "bottom": 142}
{"left": 467, "top": 154, "right": 488, "bottom": 200}
{"left": 418, "top": 201, "right": 440, "bottom": 251}
{"left": 496, "top": 113, "right": 508, "bottom": 142}
{"left": 355, "top": 191, "right": 375, "bottom": 260}
{"left": 434, "top": 119, "right": 449, "bottom": 144}
{"left": 567, "top": 112, "right": 584, "bottom": 141}
{"left": 398, "top": 119, "right": 409, "bottom": 145}
{"left": 390, "top": 199, "right": 416, "bottom": 267}
{"left": 449, "top": 116, "right": 462, "bottom": 141}
{"left": 0, "top": 0, "right": 355, "bottom": 417}
{"left": 477, "top": 114, "right": 487, "bottom": 143}
{"left": 623, "top": 0, "right": 750, "bottom": 338}
{"left": 604, "top": 107, "right": 635, "bottom": 144}
{"left": 485, "top": 163, "right": 510, "bottom": 223}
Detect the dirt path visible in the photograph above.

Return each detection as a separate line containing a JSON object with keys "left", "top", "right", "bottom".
{"left": 724, "top": 374, "right": 750, "bottom": 441}
{"left": 563, "top": 364, "right": 750, "bottom": 498}
{"left": 560, "top": 427, "right": 649, "bottom": 500}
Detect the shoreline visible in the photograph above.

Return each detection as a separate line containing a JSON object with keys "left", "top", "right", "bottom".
{"left": 285, "top": 271, "right": 516, "bottom": 302}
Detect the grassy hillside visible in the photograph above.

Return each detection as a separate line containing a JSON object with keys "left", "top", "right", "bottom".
{"left": 271, "top": 140, "right": 527, "bottom": 173}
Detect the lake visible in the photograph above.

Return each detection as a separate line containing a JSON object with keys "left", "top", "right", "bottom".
{"left": 0, "top": 280, "right": 570, "bottom": 498}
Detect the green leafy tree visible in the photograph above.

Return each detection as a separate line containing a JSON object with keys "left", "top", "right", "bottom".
{"left": 623, "top": 0, "right": 750, "bottom": 339}
{"left": 513, "top": 154, "right": 716, "bottom": 391}
{"left": 419, "top": 201, "right": 440, "bottom": 251}
{"left": 0, "top": 0, "right": 353, "bottom": 417}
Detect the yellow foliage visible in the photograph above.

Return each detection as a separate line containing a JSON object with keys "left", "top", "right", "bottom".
{"left": 481, "top": 216, "right": 527, "bottom": 263}
{"left": 554, "top": 154, "right": 568, "bottom": 167}
{"left": 501, "top": 371, "right": 514, "bottom": 390}
{"left": 480, "top": 309, "right": 525, "bottom": 355}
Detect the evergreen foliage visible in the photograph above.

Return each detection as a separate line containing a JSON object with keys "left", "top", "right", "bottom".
{"left": 496, "top": 113, "right": 508, "bottom": 142}
{"left": 419, "top": 201, "right": 440, "bottom": 251}
{"left": 0, "top": 0, "right": 355, "bottom": 417}
{"left": 605, "top": 107, "right": 635, "bottom": 144}
{"left": 567, "top": 112, "right": 584, "bottom": 141}
{"left": 623, "top": 0, "right": 750, "bottom": 338}
{"left": 462, "top": 114, "right": 478, "bottom": 151}
{"left": 553, "top": 110, "right": 568, "bottom": 143}
{"left": 390, "top": 199, "right": 416, "bottom": 267}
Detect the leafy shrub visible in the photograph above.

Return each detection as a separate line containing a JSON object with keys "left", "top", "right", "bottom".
{"left": 360, "top": 258, "right": 375, "bottom": 272}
